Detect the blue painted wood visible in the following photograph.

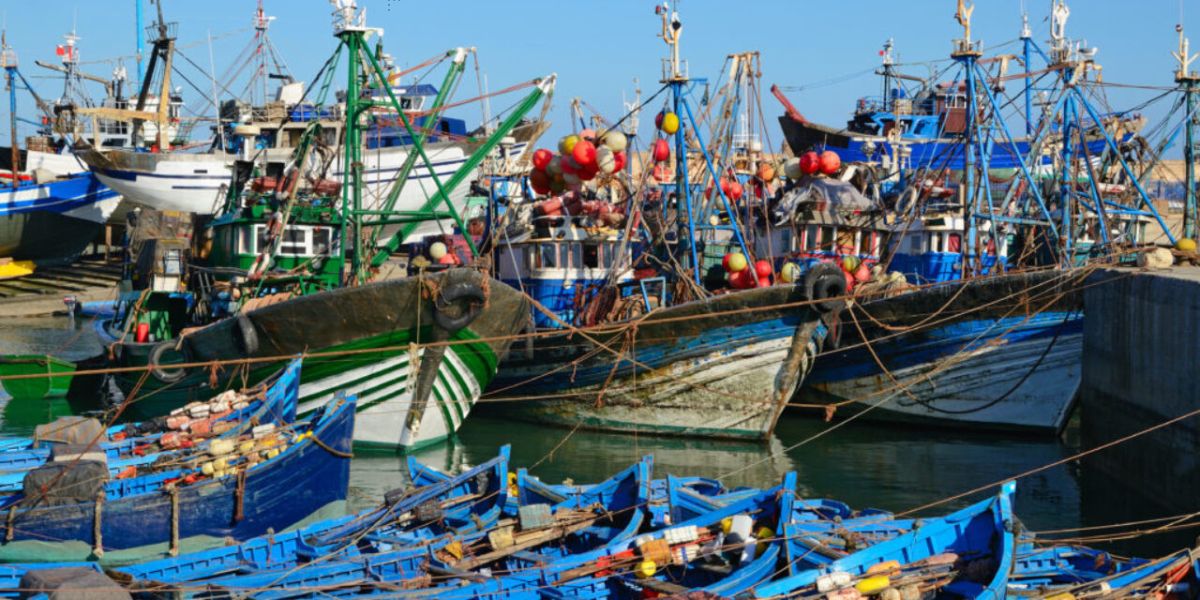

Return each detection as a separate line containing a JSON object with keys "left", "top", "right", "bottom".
{"left": 0, "top": 358, "right": 301, "bottom": 492}
{"left": 752, "top": 481, "right": 1017, "bottom": 599}
{"left": 0, "top": 383, "right": 351, "bottom": 561}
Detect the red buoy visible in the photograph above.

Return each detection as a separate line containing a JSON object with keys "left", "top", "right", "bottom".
{"left": 613, "top": 150, "right": 627, "bottom": 173}
{"left": 577, "top": 162, "right": 599, "bottom": 181}
{"left": 559, "top": 155, "right": 578, "bottom": 175}
{"left": 728, "top": 181, "right": 744, "bottom": 202}
{"left": 652, "top": 139, "right": 671, "bottom": 163}
{"left": 799, "top": 151, "right": 820, "bottom": 175}
{"left": 754, "top": 259, "right": 773, "bottom": 278}
{"left": 532, "top": 148, "right": 554, "bottom": 171}
{"left": 819, "top": 151, "right": 842, "bottom": 175}
{"left": 529, "top": 169, "right": 551, "bottom": 195}
{"left": 572, "top": 140, "right": 597, "bottom": 168}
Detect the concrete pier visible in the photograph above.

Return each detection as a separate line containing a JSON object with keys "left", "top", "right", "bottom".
{"left": 1080, "top": 266, "right": 1200, "bottom": 515}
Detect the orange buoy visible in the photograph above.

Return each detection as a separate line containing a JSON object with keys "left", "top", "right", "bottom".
{"left": 819, "top": 151, "right": 841, "bottom": 175}
{"left": 757, "top": 161, "right": 776, "bottom": 182}
{"left": 573, "top": 140, "right": 598, "bottom": 168}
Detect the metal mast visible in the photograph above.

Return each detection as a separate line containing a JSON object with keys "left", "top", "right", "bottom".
{"left": 1175, "top": 23, "right": 1199, "bottom": 240}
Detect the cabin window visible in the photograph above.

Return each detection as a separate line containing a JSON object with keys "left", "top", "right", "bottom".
{"left": 312, "top": 228, "right": 332, "bottom": 255}
{"left": 567, "top": 244, "right": 582, "bottom": 269}
{"left": 536, "top": 243, "right": 558, "bottom": 269}
{"left": 908, "top": 234, "right": 922, "bottom": 253}
{"left": 804, "top": 226, "right": 818, "bottom": 251}
{"left": 930, "top": 233, "right": 942, "bottom": 253}
{"left": 820, "top": 227, "right": 835, "bottom": 251}
{"left": 947, "top": 233, "right": 962, "bottom": 253}
{"left": 583, "top": 244, "right": 600, "bottom": 269}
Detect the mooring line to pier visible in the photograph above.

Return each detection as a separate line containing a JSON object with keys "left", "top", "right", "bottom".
{"left": 896, "top": 405, "right": 1200, "bottom": 517}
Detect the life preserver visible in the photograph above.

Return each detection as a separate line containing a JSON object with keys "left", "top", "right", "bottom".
{"left": 804, "top": 262, "right": 848, "bottom": 314}
{"left": 433, "top": 281, "right": 486, "bottom": 332}
{"left": 149, "top": 341, "right": 188, "bottom": 383}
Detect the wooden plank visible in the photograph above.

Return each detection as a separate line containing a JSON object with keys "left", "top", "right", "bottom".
{"left": 12, "top": 278, "right": 87, "bottom": 292}
{"left": 25, "top": 270, "right": 118, "bottom": 287}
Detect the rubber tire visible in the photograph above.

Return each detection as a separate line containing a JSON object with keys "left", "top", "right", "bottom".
{"left": 149, "top": 341, "right": 188, "bottom": 384}
{"left": 235, "top": 314, "right": 259, "bottom": 355}
{"left": 805, "top": 262, "right": 848, "bottom": 314}
{"left": 433, "top": 281, "right": 486, "bottom": 332}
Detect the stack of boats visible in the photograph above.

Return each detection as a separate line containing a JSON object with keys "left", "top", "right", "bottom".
{"left": 0, "top": 376, "right": 1195, "bottom": 598}
{"left": 0, "top": 0, "right": 1196, "bottom": 595}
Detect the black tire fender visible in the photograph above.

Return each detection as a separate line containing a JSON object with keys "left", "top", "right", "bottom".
{"left": 149, "top": 341, "right": 188, "bottom": 384}
{"left": 804, "top": 262, "right": 848, "bottom": 314}
{"left": 235, "top": 313, "right": 260, "bottom": 355}
{"left": 433, "top": 281, "right": 486, "bottom": 332}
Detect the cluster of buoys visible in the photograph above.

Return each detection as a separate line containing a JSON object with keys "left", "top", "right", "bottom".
{"left": 428, "top": 240, "right": 462, "bottom": 266}
{"left": 528, "top": 130, "right": 628, "bottom": 197}
{"left": 839, "top": 255, "right": 873, "bottom": 290}
{"left": 722, "top": 252, "right": 773, "bottom": 289}
{"left": 784, "top": 150, "right": 842, "bottom": 180}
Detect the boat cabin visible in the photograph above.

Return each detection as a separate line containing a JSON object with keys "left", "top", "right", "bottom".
{"left": 497, "top": 225, "right": 635, "bottom": 329}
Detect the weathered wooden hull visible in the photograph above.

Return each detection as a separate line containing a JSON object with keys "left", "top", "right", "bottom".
{"left": 485, "top": 285, "right": 833, "bottom": 440}
{"left": 109, "top": 269, "right": 529, "bottom": 451}
{"left": 0, "top": 396, "right": 353, "bottom": 565}
{"left": 801, "top": 269, "right": 1085, "bottom": 433}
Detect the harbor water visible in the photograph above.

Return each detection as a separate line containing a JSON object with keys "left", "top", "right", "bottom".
{"left": 0, "top": 314, "right": 1188, "bottom": 558}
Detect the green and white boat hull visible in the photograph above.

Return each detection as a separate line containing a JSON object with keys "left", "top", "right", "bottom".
{"left": 110, "top": 268, "right": 527, "bottom": 451}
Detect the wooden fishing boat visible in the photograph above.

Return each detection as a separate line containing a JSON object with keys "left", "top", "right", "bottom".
{"left": 101, "top": 448, "right": 514, "bottom": 592}
{"left": 113, "top": 457, "right": 652, "bottom": 598}
{"left": 802, "top": 269, "right": 1084, "bottom": 433}
{"left": 0, "top": 355, "right": 76, "bottom": 401}
{"left": 95, "top": 1, "right": 551, "bottom": 452}
{"left": 751, "top": 481, "right": 1017, "bottom": 599}
{"left": 1010, "top": 543, "right": 1200, "bottom": 598}
{"left": 0, "top": 392, "right": 354, "bottom": 565}
{"left": 0, "top": 359, "right": 300, "bottom": 488}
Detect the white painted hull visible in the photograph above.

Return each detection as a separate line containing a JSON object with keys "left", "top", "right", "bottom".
{"left": 807, "top": 332, "right": 1081, "bottom": 432}
{"left": 511, "top": 333, "right": 821, "bottom": 440}
{"left": 88, "top": 142, "right": 527, "bottom": 239}
{"left": 295, "top": 346, "right": 482, "bottom": 450}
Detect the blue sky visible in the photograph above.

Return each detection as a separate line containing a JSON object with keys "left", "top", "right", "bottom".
{"left": 0, "top": 0, "right": 1192, "bottom": 150}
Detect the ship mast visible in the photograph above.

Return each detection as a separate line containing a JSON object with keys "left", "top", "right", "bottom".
{"left": 1174, "top": 23, "right": 1200, "bottom": 240}
{"left": 2, "top": 32, "right": 18, "bottom": 187}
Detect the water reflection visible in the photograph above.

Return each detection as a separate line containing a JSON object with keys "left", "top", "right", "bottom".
{"left": 0, "top": 316, "right": 1190, "bottom": 557}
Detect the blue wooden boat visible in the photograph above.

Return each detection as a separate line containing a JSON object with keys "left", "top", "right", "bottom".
{"left": 1009, "top": 543, "right": 1200, "bottom": 598}
{"left": 0, "top": 359, "right": 300, "bottom": 485}
{"left": 751, "top": 480, "right": 1016, "bottom": 599}
{"left": 100, "top": 448, "right": 514, "bottom": 592}
{"left": 140, "top": 456, "right": 652, "bottom": 597}
{"left": 0, "top": 390, "right": 354, "bottom": 565}
{"left": 802, "top": 269, "right": 1084, "bottom": 434}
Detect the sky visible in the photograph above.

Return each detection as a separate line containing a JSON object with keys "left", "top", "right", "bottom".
{"left": 0, "top": 0, "right": 1193, "bottom": 151}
